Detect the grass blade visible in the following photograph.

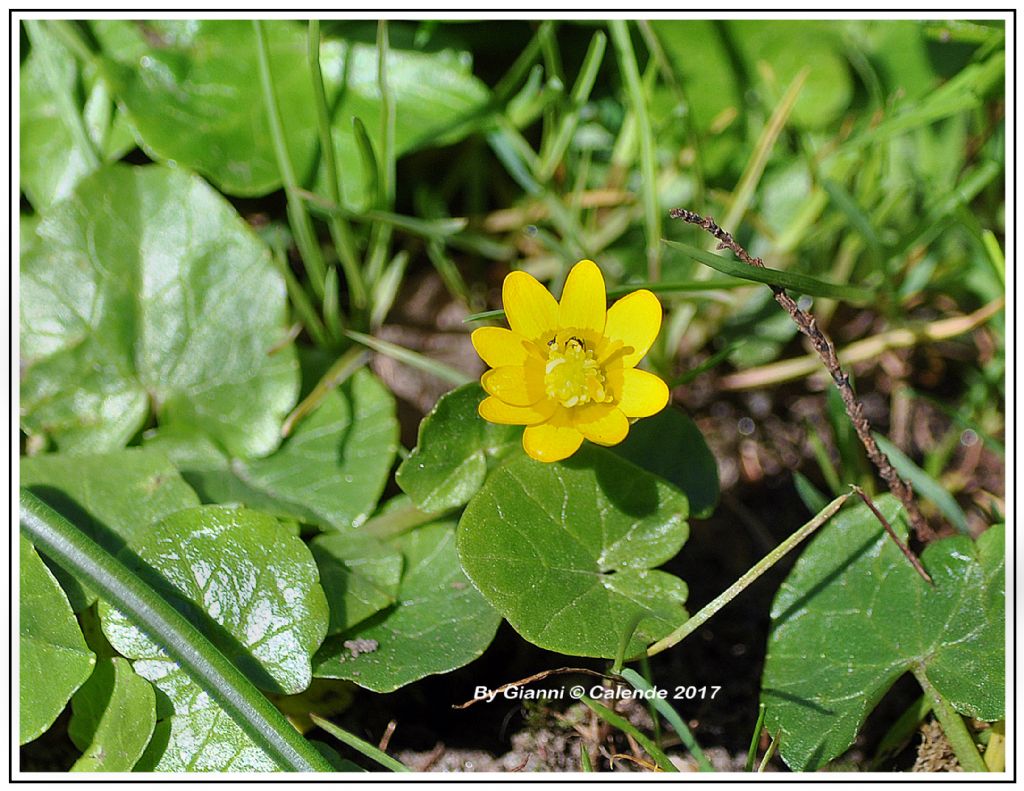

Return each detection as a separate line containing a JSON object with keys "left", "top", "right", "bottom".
{"left": 579, "top": 696, "right": 678, "bottom": 772}
{"left": 344, "top": 330, "right": 471, "bottom": 386}
{"left": 620, "top": 669, "right": 714, "bottom": 771}
{"left": 745, "top": 703, "right": 767, "bottom": 771}
{"left": 309, "top": 713, "right": 410, "bottom": 772}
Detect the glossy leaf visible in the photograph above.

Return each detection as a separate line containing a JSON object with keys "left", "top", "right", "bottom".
{"left": 458, "top": 447, "right": 689, "bottom": 658}
{"left": 761, "top": 498, "right": 1004, "bottom": 771}
{"left": 611, "top": 407, "right": 720, "bottom": 519}
{"left": 100, "top": 506, "right": 329, "bottom": 771}
{"left": 20, "top": 164, "right": 299, "bottom": 457}
{"left": 19, "top": 536, "right": 95, "bottom": 744}
{"left": 20, "top": 447, "right": 201, "bottom": 610}
{"left": 100, "top": 20, "right": 329, "bottom": 197}
{"left": 314, "top": 521, "right": 501, "bottom": 692}
{"left": 396, "top": 383, "right": 521, "bottom": 513}
{"left": 175, "top": 369, "right": 398, "bottom": 531}
{"left": 69, "top": 657, "right": 156, "bottom": 772}
{"left": 311, "top": 532, "right": 403, "bottom": 635}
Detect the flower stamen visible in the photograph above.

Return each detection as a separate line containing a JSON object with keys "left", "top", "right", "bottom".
{"left": 543, "top": 336, "right": 610, "bottom": 408}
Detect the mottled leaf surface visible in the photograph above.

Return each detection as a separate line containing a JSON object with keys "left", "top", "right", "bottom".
{"left": 761, "top": 498, "right": 1004, "bottom": 771}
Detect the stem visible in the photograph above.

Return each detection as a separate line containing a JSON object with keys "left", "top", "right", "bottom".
{"left": 912, "top": 667, "right": 987, "bottom": 772}
{"left": 671, "top": 208, "right": 937, "bottom": 544}
{"left": 19, "top": 490, "right": 333, "bottom": 773}
{"left": 579, "top": 696, "right": 678, "bottom": 772}
{"left": 307, "top": 20, "right": 366, "bottom": 311}
{"left": 648, "top": 493, "right": 850, "bottom": 656}
{"left": 309, "top": 714, "right": 409, "bottom": 772}
{"left": 609, "top": 20, "right": 660, "bottom": 281}
{"left": 253, "top": 20, "right": 328, "bottom": 301}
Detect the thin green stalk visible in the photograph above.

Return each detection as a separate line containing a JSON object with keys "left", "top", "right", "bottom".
{"left": 25, "top": 21, "right": 100, "bottom": 169}
{"left": 281, "top": 345, "right": 367, "bottom": 437}
{"left": 912, "top": 667, "right": 987, "bottom": 772}
{"left": 19, "top": 490, "right": 334, "bottom": 773}
{"left": 309, "top": 714, "right": 409, "bottom": 771}
{"left": 620, "top": 668, "right": 714, "bottom": 772}
{"left": 745, "top": 704, "right": 767, "bottom": 771}
{"left": 46, "top": 20, "right": 100, "bottom": 69}
{"left": 269, "top": 240, "right": 331, "bottom": 350}
{"left": 253, "top": 20, "right": 328, "bottom": 300}
{"left": 307, "top": 20, "right": 366, "bottom": 311}
{"left": 648, "top": 493, "right": 851, "bottom": 655}
{"left": 321, "top": 266, "right": 345, "bottom": 343}
{"left": 609, "top": 21, "right": 660, "bottom": 281}
{"left": 580, "top": 741, "right": 593, "bottom": 771}
{"left": 757, "top": 730, "right": 780, "bottom": 772}
{"left": 579, "top": 696, "right": 678, "bottom": 772}
{"left": 364, "top": 22, "right": 396, "bottom": 291}
{"left": 344, "top": 330, "right": 471, "bottom": 386}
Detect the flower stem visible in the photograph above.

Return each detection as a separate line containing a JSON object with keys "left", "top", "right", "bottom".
{"left": 912, "top": 667, "right": 987, "bottom": 772}
{"left": 647, "top": 492, "right": 851, "bottom": 656}
{"left": 19, "top": 490, "right": 334, "bottom": 773}
{"left": 253, "top": 20, "right": 328, "bottom": 301}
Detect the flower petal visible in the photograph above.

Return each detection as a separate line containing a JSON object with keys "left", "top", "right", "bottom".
{"left": 503, "top": 270, "right": 559, "bottom": 343}
{"left": 558, "top": 260, "right": 606, "bottom": 339}
{"left": 471, "top": 327, "right": 536, "bottom": 368}
{"left": 617, "top": 368, "right": 670, "bottom": 418}
{"left": 522, "top": 411, "right": 584, "bottom": 463}
{"left": 479, "top": 396, "right": 556, "bottom": 426}
{"left": 603, "top": 289, "right": 662, "bottom": 368}
{"left": 573, "top": 403, "right": 629, "bottom": 446}
{"left": 481, "top": 360, "right": 546, "bottom": 406}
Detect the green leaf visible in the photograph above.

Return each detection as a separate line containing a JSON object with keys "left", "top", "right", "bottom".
{"left": 172, "top": 369, "right": 398, "bottom": 531}
{"left": 99, "top": 20, "right": 328, "bottom": 197}
{"left": 69, "top": 657, "right": 156, "bottom": 772}
{"left": 761, "top": 499, "right": 1004, "bottom": 771}
{"left": 457, "top": 447, "right": 689, "bottom": 659}
{"left": 663, "top": 240, "right": 875, "bottom": 304}
{"left": 311, "top": 532, "right": 403, "bottom": 635}
{"left": 611, "top": 407, "right": 719, "bottom": 519}
{"left": 314, "top": 521, "right": 501, "bottom": 692}
{"left": 319, "top": 38, "right": 491, "bottom": 209}
{"left": 20, "top": 163, "right": 299, "bottom": 457}
{"left": 396, "top": 383, "right": 521, "bottom": 513}
{"left": 19, "top": 38, "right": 128, "bottom": 211}
{"left": 19, "top": 536, "right": 95, "bottom": 744}
{"left": 20, "top": 448, "right": 201, "bottom": 610}
{"left": 99, "top": 505, "right": 329, "bottom": 771}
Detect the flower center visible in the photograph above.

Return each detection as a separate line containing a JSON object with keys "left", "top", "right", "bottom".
{"left": 543, "top": 337, "right": 610, "bottom": 408}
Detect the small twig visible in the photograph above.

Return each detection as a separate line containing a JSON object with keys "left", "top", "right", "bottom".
{"left": 670, "top": 208, "right": 936, "bottom": 545}
{"left": 852, "top": 486, "right": 933, "bottom": 585}
{"left": 378, "top": 719, "right": 398, "bottom": 753}
{"left": 452, "top": 667, "right": 619, "bottom": 710}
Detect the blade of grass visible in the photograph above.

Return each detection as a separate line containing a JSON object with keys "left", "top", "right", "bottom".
{"left": 537, "top": 31, "right": 607, "bottom": 182}
{"left": 663, "top": 240, "right": 875, "bottom": 303}
{"left": 609, "top": 20, "right": 660, "bottom": 280}
{"left": 269, "top": 241, "right": 331, "bottom": 350}
{"left": 870, "top": 694, "right": 932, "bottom": 769}
{"left": 872, "top": 434, "right": 970, "bottom": 535}
{"left": 254, "top": 20, "right": 328, "bottom": 301}
{"left": 344, "top": 330, "right": 471, "bottom": 386}
{"left": 281, "top": 346, "right": 367, "bottom": 437}
{"left": 668, "top": 340, "right": 743, "bottom": 387}
{"left": 322, "top": 266, "right": 344, "bottom": 342}
{"left": 757, "top": 729, "right": 780, "bottom": 772}
{"left": 580, "top": 741, "right": 593, "bottom": 771}
{"left": 308, "top": 20, "right": 366, "bottom": 311}
{"left": 309, "top": 714, "right": 410, "bottom": 772}
{"left": 793, "top": 471, "right": 829, "bottom": 515}
{"left": 369, "top": 250, "right": 409, "bottom": 328}
{"left": 20, "top": 490, "right": 334, "bottom": 773}
{"left": 648, "top": 493, "right": 851, "bottom": 656}
{"left": 620, "top": 668, "right": 714, "bottom": 771}
{"left": 579, "top": 696, "right": 678, "bottom": 772}
{"left": 745, "top": 704, "right": 767, "bottom": 771}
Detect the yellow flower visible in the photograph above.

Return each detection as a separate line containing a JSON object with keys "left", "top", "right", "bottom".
{"left": 472, "top": 259, "right": 669, "bottom": 463}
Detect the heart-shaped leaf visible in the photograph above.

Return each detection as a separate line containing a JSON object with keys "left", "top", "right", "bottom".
{"left": 20, "top": 448, "right": 201, "bottom": 610}
{"left": 761, "top": 497, "right": 1004, "bottom": 771}
{"left": 19, "top": 536, "right": 95, "bottom": 744}
{"left": 69, "top": 657, "right": 156, "bottom": 772}
{"left": 100, "top": 506, "right": 328, "bottom": 771}
{"left": 611, "top": 407, "right": 719, "bottom": 519}
{"left": 171, "top": 369, "right": 398, "bottom": 531}
{"left": 396, "top": 383, "right": 521, "bottom": 514}
{"left": 20, "top": 164, "right": 299, "bottom": 457}
{"left": 311, "top": 532, "right": 403, "bottom": 635}
{"left": 457, "top": 446, "right": 689, "bottom": 659}
{"left": 314, "top": 520, "right": 501, "bottom": 692}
